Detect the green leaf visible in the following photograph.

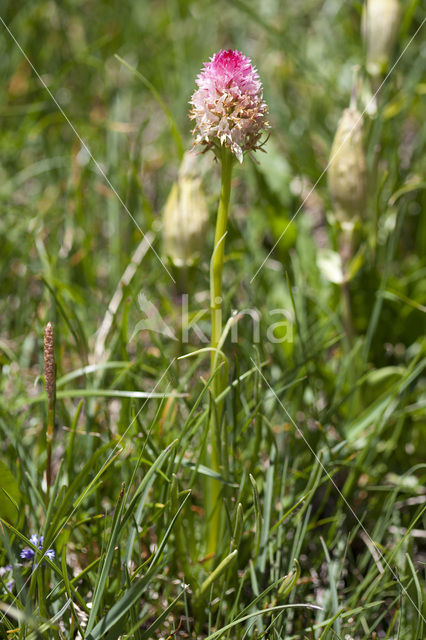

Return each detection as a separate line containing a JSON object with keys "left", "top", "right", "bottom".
{"left": 198, "top": 550, "right": 238, "bottom": 598}
{"left": 0, "top": 460, "right": 21, "bottom": 523}
{"left": 85, "top": 493, "right": 190, "bottom": 640}
{"left": 85, "top": 484, "right": 127, "bottom": 635}
{"left": 249, "top": 474, "right": 262, "bottom": 558}
{"left": 278, "top": 558, "right": 300, "bottom": 599}
{"left": 203, "top": 604, "right": 323, "bottom": 639}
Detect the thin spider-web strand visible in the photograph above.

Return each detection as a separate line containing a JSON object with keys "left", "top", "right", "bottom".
{"left": 251, "top": 17, "right": 426, "bottom": 283}
{"left": 0, "top": 17, "right": 175, "bottom": 283}
{"left": 0, "top": 358, "right": 176, "bottom": 623}
{"left": 250, "top": 357, "right": 426, "bottom": 623}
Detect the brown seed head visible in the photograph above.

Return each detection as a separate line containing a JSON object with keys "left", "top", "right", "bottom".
{"left": 44, "top": 322, "right": 56, "bottom": 406}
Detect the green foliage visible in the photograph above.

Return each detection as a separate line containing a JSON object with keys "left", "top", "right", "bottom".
{"left": 0, "top": 0, "right": 425, "bottom": 638}
{"left": 0, "top": 461, "right": 21, "bottom": 524}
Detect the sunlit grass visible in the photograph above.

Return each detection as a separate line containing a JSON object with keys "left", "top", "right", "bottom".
{"left": 0, "top": 1, "right": 425, "bottom": 638}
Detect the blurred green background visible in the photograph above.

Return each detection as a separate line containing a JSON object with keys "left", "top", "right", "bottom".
{"left": 0, "top": 0, "right": 425, "bottom": 637}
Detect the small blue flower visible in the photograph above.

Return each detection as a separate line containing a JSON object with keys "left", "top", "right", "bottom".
{"left": 0, "top": 564, "right": 12, "bottom": 577}
{"left": 44, "top": 549, "right": 55, "bottom": 561}
{"left": 20, "top": 547, "right": 35, "bottom": 561}
{"left": 0, "top": 564, "right": 14, "bottom": 592}
{"left": 20, "top": 535, "right": 55, "bottom": 563}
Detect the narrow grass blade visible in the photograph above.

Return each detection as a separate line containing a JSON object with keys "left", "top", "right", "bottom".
{"left": 198, "top": 550, "right": 238, "bottom": 598}
{"left": 85, "top": 484, "right": 126, "bottom": 634}
{"left": 204, "top": 604, "right": 323, "bottom": 640}
{"left": 258, "top": 445, "right": 275, "bottom": 572}
{"left": 320, "top": 537, "right": 340, "bottom": 637}
{"left": 85, "top": 493, "right": 190, "bottom": 639}
{"left": 277, "top": 559, "right": 300, "bottom": 599}
{"left": 249, "top": 474, "right": 262, "bottom": 558}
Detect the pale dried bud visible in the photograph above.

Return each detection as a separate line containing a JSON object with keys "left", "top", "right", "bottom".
{"left": 362, "top": 0, "right": 401, "bottom": 77}
{"left": 162, "top": 153, "right": 209, "bottom": 267}
{"left": 328, "top": 109, "right": 367, "bottom": 220}
{"left": 43, "top": 322, "right": 56, "bottom": 407}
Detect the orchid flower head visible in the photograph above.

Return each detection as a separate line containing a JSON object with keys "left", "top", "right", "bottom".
{"left": 189, "top": 49, "right": 269, "bottom": 163}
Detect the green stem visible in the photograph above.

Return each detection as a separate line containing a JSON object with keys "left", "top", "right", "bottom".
{"left": 46, "top": 401, "right": 55, "bottom": 506}
{"left": 206, "top": 147, "right": 233, "bottom": 564}
{"left": 338, "top": 223, "right": 355, "bottom": 346}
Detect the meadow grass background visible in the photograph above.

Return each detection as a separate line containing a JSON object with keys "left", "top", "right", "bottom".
{"left": 0, "top": 0, "right": 425, "bottom": 638}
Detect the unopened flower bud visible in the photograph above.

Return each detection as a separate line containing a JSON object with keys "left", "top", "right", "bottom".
{"left": 362, "top": 0, "right": 401, "bottom": 77}
{"left": 328, "top": 108, "right": 367, "bottom": 220}
{"left": 162, "top": 154, "right": 209, "bottom": 267}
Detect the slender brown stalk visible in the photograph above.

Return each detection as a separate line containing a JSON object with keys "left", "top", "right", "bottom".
{"left": 44, "top": 322, "right": 56, "bottom": 505}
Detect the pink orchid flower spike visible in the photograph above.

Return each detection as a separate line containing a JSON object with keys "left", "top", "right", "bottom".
{"left": 190, "top": 49, "right": 269, "bottom": 163}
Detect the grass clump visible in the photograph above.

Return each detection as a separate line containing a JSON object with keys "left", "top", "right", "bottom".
{"left": 0, "top": 1, "right": 425, "bottom": 638}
